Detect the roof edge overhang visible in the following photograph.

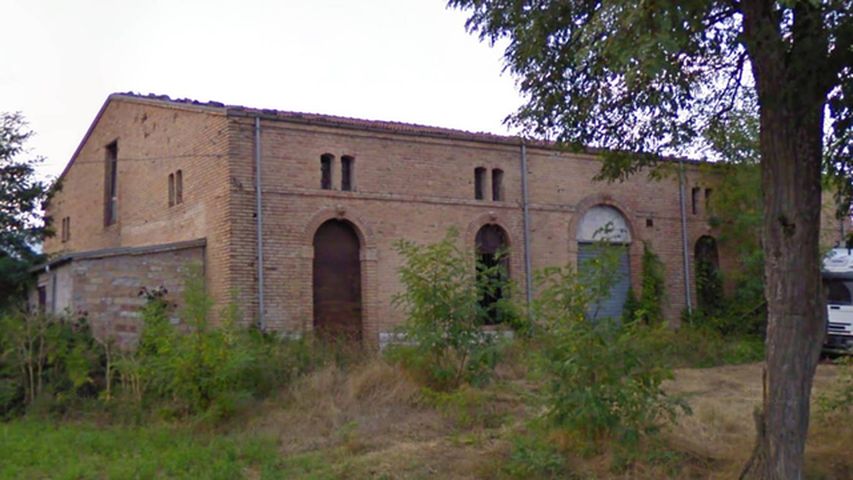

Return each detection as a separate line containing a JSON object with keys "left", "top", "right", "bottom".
{"left": 30, "top": 238, "right": 207, "bottom": 273}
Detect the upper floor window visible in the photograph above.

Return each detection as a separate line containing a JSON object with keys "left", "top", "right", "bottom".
{"left": 321, "top": 154, "right": 333, "bottom": 190}
{"left": 704, "top": 188, "right": 713, "bottom": 211}
{"left": 492, "top": 168, "right": 504, "bottom": 201}
{"left": 168, "top": 170, "right": 184, "bottom": 206}
{"left": 175, "top": 170, "right": 183, "bottom": 204}
{"left": 691, "top": 187, "right": 700, "bottom": 215}
{"left": 104, "top": 141, "right": 118, "bottom": 226}
{"left": 474, "top": 167, "right": 486, "bottom": 200}
{"left": 60, "top": 217, "right": 70, "bottom": 242}
{"left": 341, "top": 156, "right": 354, "bottom": 191}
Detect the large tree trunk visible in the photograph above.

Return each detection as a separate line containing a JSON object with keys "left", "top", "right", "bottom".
{"left": 758, "top": 98, "right": 825, "bottom": 480}
{"left": 740, "top": 3, "right": 830, "bottom": 477}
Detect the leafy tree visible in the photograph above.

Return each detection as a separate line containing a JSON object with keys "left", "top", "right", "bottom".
{"left": 0, "top": 113, "right": 52, "bottom": 308}
{"left": 449, "top": 1, "right": 852, "bottom": 477}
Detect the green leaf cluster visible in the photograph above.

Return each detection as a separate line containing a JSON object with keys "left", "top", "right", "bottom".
{"left": 388, "top": 228, "right": 514, "bottom": 390}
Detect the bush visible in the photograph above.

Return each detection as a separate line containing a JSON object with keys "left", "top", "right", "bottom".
{"left": 124, "top": 272, "right": 313, "bottom": 418}
{"left": 0, "top": 309, "right": 103, "bottom": 418}
{"left": 532, "top": 248, "right": 689, "bottom": 458}
{"left": 388, "top": 229, "right": 511, "bottom": 390}
{"left": 623, "top": 243, "right": 665, "bottom": 325}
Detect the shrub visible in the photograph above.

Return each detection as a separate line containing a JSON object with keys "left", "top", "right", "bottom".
{"left": 389, "top": 229, "right": 510, "bottom": 390}
{"left": 532, "top": 248, "right": 689, "bottom": 458}
{"left": 623, "top": 243, "right": 665, "bottom": 325}
{"left": 0, "top": 309, "right": 103, "bottom": 417}
{"left": 126, "top": 272, "right": 310, "bottom": 418}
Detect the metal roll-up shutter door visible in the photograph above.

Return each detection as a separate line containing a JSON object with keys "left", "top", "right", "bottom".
{"left": 578, "top": 243, "right": 631, "bottom": 322}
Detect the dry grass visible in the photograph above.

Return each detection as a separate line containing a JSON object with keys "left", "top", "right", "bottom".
{"left": 664, "top": 361, "right": 852, "bottom": 480}
{"left": 236, "top": 356, "right": 850, "bottom": 479}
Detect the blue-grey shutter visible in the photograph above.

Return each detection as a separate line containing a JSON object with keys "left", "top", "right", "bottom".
{"left": 577, "top": 243, "right": 631, "bottom": 322}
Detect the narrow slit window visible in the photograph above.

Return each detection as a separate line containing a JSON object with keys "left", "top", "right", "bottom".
{"left": 175, "top": 170, "right": 183, "bottom": 204}
{"left": 104, "top": 141, "right": 118, "bottom": 226}
{"left": 704, "top": 188, "right": 713, "bottom": 210}
{"left": 691, "top": 187, "right": 700, "bottom": 215}
{"left": 474, "top": 167, "right": 486, "bottom": 200}
{"left": 341, "top": 156, "right": 354, "bottom": 191}
{"left": 168, "top": 173, "right": 175, "bottom": 206}
{"left": 60, "top": 217, "right": 70, "bottom": 242}
{"left": 321, "top": 154, "right": 333, "bottom": 190}
{"left": 492, "top": 168, "right": 504, "bottom": 201}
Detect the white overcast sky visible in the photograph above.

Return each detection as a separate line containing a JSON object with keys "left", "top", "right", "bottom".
{"left": 1, "top": 0, "right": 522, "bottom": 180}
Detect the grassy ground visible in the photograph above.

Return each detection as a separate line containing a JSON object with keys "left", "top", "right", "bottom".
{"left": 2, "top": 359, "right": 850, "bottom": 479}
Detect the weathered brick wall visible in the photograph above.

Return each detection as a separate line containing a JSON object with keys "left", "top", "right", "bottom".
{"left": 223, "top": 115, "right": 751, "bottom": 342}
{"left": 69, "top": 244, "right": 204, "bottom": 348}
{"left": 43, "top": 96, "right": 232, "bottom": 316}
{"left": 46, "top": 95, "right": 848, "bottom": 345}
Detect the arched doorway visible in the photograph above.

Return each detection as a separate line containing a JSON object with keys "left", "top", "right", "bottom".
{"left": 695, "top": 235, "right": 722, "bottom": 313}
{"left": 476, "top": 224, "right": 509, "bottom": 325}
{"left": 313, "top": 219, "right": 362, "bottom": 341}
{"left": 576, "top": 205, "right": 632, "bottom": 321}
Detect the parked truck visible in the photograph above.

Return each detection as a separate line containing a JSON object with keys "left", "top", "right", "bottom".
{"left": 823, "top": 247, "right": 853, "bottom": 354}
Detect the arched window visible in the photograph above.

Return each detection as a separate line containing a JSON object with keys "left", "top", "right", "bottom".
{"left": 320, "top": 154, "right": 334, "bottom": 190}
{"left": 576, "top": 205, "right": 632, "bottom": 321}
{"left": 341, "top": 155, "right": 354, "bottom": 191}
{"left": 474, "top": 167, "right": 486, "bottom": 200}
{"left": 492, "top": 168, "right": 504, "bottom": 201}
{"left": 476, "top": 224, "right": 509, "bottom": 325}
{"left": 695, "top": 236, "right": 722, "bottom": 313}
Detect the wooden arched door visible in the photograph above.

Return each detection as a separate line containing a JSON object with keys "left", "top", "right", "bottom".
{"left": 312, "top": 220, "right": 362, "bottom": 341}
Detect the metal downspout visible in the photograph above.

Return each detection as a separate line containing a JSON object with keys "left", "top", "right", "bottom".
{"left": 678, "top": 159, "right": 693, "bottom": 316}
{"left": 520, "top": 140, "right": 533, "bottom": 317}
{"left": 254, "top": 117, "right": 266, "bottom": 330}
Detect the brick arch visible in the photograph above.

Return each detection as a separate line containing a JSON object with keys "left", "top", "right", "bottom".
{"left": 304, "top": 206, "right": 376, "bottom": 253}
{"left": 568, "top": 193, "right": 640, "bottom": 245}
{"left": 465, "top": 211, "right": 514, "bottom": 248}
{"left": 568, "top": 194, "right": 642, "bottom": 296}
{"left": 303, "top": 206, "right": 379, "bottom": 345}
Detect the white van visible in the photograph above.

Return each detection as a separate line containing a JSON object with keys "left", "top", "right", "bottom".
{"left": 823, "top": 248, "right": 853, "bottom": 353}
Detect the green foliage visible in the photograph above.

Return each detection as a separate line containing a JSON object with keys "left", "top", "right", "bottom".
{"left": 531, "top": 252, "right": 688, "bottom": 459}
{"left": 0, "top": 418, "right": 282, "bottom": 479}
{"left": 130, "top": 278, "right": 278, "bottom": 417}
{"left": 818, "top": 357, "right": 853, "bottom": 418}
{"left": 389, "top": 229, "right": 510, "bottom": 390}
{"left": 624, "top": 243, "right": 665, "bottom": 325}
{"left": 642, "top": 323, "right": 764, "bottom": 369}
{"left": 1, "top": 112, "right": 52, "bottom": 308}
{"left": 0, "top": 309, "right": 102, "bottom": 417}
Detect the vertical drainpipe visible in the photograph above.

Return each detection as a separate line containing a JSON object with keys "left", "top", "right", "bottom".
{"left": 678, "top": 159, "right": 693, "bottom": 316}
{"left": 520, "top": 140, "right": 533, "bottom": 317}
{"left": 255, "top": 116, "right": 266, "bottom": 331}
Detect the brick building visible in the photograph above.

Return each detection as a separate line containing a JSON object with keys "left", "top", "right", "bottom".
{"left": 34, "top": 93, "right": 845, "bottom": 346}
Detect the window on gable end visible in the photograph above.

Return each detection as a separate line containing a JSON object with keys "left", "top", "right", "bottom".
{"left": 104, "top": 141, "right": 118, "bottom": 226}
{"left": 175, "top": 170, "right": 183, "bottom": 204}
{"left": 168, "top": 173, "right": 175, "bottom": 206}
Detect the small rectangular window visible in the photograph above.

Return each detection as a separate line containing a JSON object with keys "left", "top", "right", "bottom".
{"left": 492, "top": 169, "right": 504, "bottom": 201}
{"left": 175, "top": 170, "right": 183, "bottom": 204}
{"left": 474, "top": 167, "right": 486, "bottom": 200}
{"left": 341, "top": 156, "right": 354, "bottom": 191}
{"left": 104, "top": 141, "right": 118, "bottom": 226}
{"left": 321, "top": 154, "right": 333, "bottom": 190}
{"left": 168, "top": 173, "right": 175, "bottom": 206}
{"left": 705, "top": 188, "right": 713, "bottom": 210}
{"left": 691, "top": 187, "right": 700, "bottom": 215}
{"left": 60, "top": 217, "right": 70, "bottom": 242}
